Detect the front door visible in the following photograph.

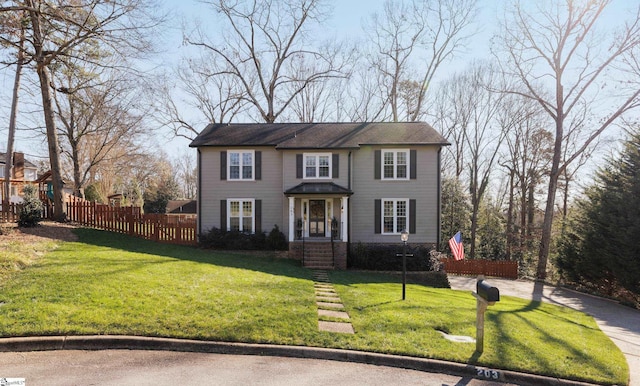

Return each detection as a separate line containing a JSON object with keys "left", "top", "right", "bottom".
{"left": 309, "top": 200, "right": 325, "bottom": 237}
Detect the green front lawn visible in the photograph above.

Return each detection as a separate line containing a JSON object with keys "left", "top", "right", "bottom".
{"left": 0, "top": 228, "right": 628, "bottom": 385}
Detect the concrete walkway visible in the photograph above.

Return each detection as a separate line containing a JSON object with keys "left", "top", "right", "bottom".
{"left": 448, "top": 275, "right": 640, "bottom": 386}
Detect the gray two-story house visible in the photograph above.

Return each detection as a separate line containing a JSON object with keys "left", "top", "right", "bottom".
{"left": 189, "top": 122, "right": 449, "bottom": 269}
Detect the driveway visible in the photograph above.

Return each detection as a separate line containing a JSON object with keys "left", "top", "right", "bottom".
{"left": 448, "top": 275, "right": 640, "bottom": 386}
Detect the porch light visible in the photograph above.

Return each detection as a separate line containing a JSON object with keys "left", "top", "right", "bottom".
{"left": 401, "top": 229, "right": 409, "bottom": 243}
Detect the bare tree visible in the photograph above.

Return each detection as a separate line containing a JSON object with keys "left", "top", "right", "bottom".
{"left": 364, "top": 0, "right": 476, "bottom": 122}
{"left": 173, "top": 151, "right": 197, "bottom": 200}
{"left": 0, "top": 0, "right": 163, "bottom": 221}
{"left": 499, "top": 94, "right": 553, "bottom": 262}
{"left": 494, "top": 0, "right": 640, "bottom": 279}
{"left": 51, "top": 60, "right": 150, "bottom": 199}
{"left": 186, "top": 0, "right": 347, "bottom": 123}
{"left": 436, "top": 63, "right": 506, "bottom": 257}
{"left": 0, "top": 9, "right": 26, "bottom": 205}
{"left": 153, "top": 54, "right": 249, "bottom": 141}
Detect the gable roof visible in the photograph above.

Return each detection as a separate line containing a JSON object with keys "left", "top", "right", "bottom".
{"left": 189, "top": 122, "right": 449, "bottom": 149}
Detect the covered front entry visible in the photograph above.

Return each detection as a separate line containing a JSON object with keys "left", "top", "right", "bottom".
{"left": 285, "top": 182, "right": 353, "bottom": 270}
{"left": 284, "top": 182, "right": 353, "bottom": 242}
{"left": 308, "top": 200, "right": 325, "bottom": 237}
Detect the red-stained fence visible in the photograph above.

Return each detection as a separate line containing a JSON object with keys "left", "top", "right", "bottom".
{"left": 66, "top": 199, "right": 197, "bottom": 246}
{"left": 442, "top": 258, "right": 519, "bottom": 279}
{"left": 0, "top": 202, "right": 21, "bottom": 223}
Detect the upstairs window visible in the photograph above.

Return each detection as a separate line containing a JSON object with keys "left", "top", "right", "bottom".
{"left": 382, "top": 150, "right": 409, "bottom": 180}
{"left": 24, "top": 169, "right": 37, "bottom": 181}
{"left": 304, "top": 153, "right": 331, "bottom": 179}
{"left": 228, "top": 150, "right": 254, "bottom": 180}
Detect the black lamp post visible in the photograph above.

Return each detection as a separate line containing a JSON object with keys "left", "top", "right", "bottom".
{"left": 401, "top": 229, "right": 409, "bottom": 300}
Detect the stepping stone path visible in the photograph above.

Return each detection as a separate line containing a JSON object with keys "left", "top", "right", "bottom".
{"left": 312, "top": 270, "right": 354, "bottom": 334}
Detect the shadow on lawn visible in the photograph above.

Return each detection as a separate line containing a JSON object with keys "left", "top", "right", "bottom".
{"left": 477, "top": 299, "right": 620, "bottom": 383}
{"left": 71, "top": 228, "right": 312, "bottom": 281}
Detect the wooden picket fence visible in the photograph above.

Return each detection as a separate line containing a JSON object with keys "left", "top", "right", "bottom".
{"left": 66, "top": 200, "right": 197, "bottom": 246}
{"left": 0, "top": 202, "right": 21, "bottom": 223}
{"left": 442, "top": 258, "right": 519, "bottom": 279}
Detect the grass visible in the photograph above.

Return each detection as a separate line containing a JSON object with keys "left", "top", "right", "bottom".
{"left": 0, "top": 228, "right": 629, "bottom": 385}
{"left": 0, "top": 225, "right": 60, "bottom": 283}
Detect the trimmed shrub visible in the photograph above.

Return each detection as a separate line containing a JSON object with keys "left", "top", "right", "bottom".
{"left": 348, "top": 242, "right": 443, "bottom": 271}
{"left": 199, "top": 225, "right": 288, "bottom": 251}
{"left": 266, "top": 224, "right": 288, "bottom": 250}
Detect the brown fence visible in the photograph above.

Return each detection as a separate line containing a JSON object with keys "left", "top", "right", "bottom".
{"left": 66, "top": 200, "right": 197, "bottom": 246}
{"left": 0, "top": 202, "right": 21, "bottom": 223}
{"left": 442, "top": 258, "right": 519, "bottom": 279}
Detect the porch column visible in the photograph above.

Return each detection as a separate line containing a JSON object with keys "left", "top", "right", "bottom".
{"left": 341, "top": 196, "right": 348, "bottom": 242}
{"left": 288, "top": 196, "right": 295, "bottom": 242}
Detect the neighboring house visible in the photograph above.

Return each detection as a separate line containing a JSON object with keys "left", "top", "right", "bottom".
{"left": 166, "top": 200, "right": 197, "bottom": 215}
{"left": 190, "top": 122, "right": 449, "bottom": 269}
{"left": 0, "top": 152, "right": 39, "bottom": 203}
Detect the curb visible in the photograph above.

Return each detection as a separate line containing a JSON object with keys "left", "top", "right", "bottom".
{"left": 0, "top": 335, "right": 600, "bottom": 386}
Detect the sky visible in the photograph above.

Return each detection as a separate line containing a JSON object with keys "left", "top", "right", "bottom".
{"left": 0, "top": 0, "right": 636, "bottom": 168}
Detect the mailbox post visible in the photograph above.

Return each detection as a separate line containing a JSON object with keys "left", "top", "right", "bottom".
{"left": 473, "top": 276, "right": 500, "bottom": 353}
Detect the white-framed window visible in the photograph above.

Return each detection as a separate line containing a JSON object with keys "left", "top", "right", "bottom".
{"left": 382, "top": 198, "right": 408, "bottom": 234}
{"left": 228, "top": 199, "right": 254, "bottom": 233}
{"left": 228, "top": 150, "right": 254, "bottom": 180}
{"left": 382, "top": 149, "right": 409, "bottom": 180}
{"left": 304, "top": 153, "right": 331, "bottom": 179}
{"left": 0, "top": 168, "right": 4, "bottom": 178}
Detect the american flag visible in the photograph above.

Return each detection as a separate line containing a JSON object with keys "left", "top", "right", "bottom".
{"left": 448, "top": 231, "right": 465, "bottom": 261}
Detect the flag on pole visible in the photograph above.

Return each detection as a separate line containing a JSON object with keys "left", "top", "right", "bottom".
{"left": 448, "top": 231, "right": 465, "bottom": 261}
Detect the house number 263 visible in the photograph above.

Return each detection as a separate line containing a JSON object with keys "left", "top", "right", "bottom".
{"left": 476, "top": 368, "right": 500, "bottom": 380}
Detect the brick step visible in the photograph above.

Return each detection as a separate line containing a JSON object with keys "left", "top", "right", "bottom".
{"left": 305, "top": 263, "right": 334, "bottom": 270}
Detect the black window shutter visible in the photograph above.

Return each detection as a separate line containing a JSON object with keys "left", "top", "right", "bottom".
{"left": 409, "top": 199, "right": 416, "bottom": 234}
{"left": 374, "top": 199, "right": 381, "bottom": 234}
{"left": 220, "top": 151, "right": 227, "bottom": 180}
{"left": 410, "top": 150, "right": 417, "bottom": 180}
{"left": 255, "top": 200, "right": 262, "bottom": 234}
{"left": 374, "top": 150, "right": 381, "bottom": 179}
{"left": 332, "top": 154, "right": 339, "bottom": 178}
{"left": 220, "top": 200, "right": 227, "bottom": 230}
{"left": 255, "top": 151, "right": 262, "bottom": 180}
{"left": 296, "top": 154, "right": 303, "bottom": 178}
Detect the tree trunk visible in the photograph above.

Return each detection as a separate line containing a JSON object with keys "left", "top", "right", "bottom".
{"left": 36, "top": 64, "right": 66, "bottom": 221}
{"left": 3, "top": 35, "right": 24, "bottom": 206}
{"left": 28, "top": 1, "right": 66, "bottom": 222}
{"left": 505, "top": 168, "right": 515, "bottom": 260}
{"left": 537, "top": 115, "right": 564, "bottom": 280}
{"left": 71, "top": 138, "right": 83, "bottom": 198}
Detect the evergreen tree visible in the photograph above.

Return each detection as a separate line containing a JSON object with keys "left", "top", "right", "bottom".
{"left": 558, "top": 130, "right": 640, "bottom": 294}
{"left": 143, "top": 175, "right": 180, "bottom": 214}
{"left": 18, "top": 184, "right": 43, "bottom": 228}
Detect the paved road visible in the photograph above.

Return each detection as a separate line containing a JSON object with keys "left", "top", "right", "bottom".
{"left": 448, "top": 275, "right": 640, "bottom": 386}
{"left": 0, "top": 349, "right": 514, "bottom": 386}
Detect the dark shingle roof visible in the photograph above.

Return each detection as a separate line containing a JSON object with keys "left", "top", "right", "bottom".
{"left": 189, "top": 122, "right": 449, "bottom": 149}
{"left": 284, "top": 182, "right": 353, "bottom": 196}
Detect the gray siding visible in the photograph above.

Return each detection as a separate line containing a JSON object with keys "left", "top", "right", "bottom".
{"left": 199, "top": 145, "right": 440, "bottom": 244}
{"left": 199, "top": 147, "right": 284, "bottom": 234}
{"left": 281, "top": 150, "right": 350, "bottom": 190}
{"left": 350, "top": 145, "right": 440, "bottom": 244}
